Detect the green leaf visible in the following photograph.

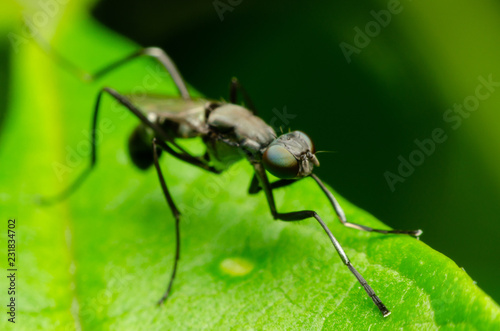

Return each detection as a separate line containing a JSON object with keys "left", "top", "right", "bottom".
{"left": 1, "top": 11, "right": 499, "bottom": 331}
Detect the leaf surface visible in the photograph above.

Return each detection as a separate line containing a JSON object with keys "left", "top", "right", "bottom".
{"left": 0, "top": 10, "right": 499, "bottom": 331}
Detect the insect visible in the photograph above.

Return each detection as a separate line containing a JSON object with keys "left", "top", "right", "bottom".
{"left": 41, "top": 44, "right": 422, "bottom": 317}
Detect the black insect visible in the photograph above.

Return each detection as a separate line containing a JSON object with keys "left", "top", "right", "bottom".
{"left": 42, "top": 45, "right": 422, "bottom": 317}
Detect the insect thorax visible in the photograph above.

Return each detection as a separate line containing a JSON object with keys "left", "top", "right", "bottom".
{"left": 205, "top": 104, "right": 277, "bottom": 170}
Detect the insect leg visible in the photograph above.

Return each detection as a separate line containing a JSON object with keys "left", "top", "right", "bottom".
{"left": 36, "top": 36, "right": 190, "bottom": 100}
{"left": 248, "top": 173, "right": 298, "bottom": 194}
{"left": 152, "top": 138, "right": 181, "bottom": 305}
{"left": 41, "top": 87, "right": 179, "bottom": 204}
{"left": 103, "top": 87, "right": 207, "bottom": 163}
{"left": 252, "top": 162, "right": 391, "bottom": 317}
{"left": 310, "top": 174, "right": 422, "bottom": 237}
{"left": 153, "top": 139, "right": 220, "bottom": 174}
{"left": 90, "top": 48, "right": 191, "bottom": 100}
{"left": 229, "top": 77, "right": 257, "bottom": 114}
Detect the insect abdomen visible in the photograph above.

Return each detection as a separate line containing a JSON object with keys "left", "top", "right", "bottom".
{"left": 128, "top": 125, "right": 158, "bottom": 170}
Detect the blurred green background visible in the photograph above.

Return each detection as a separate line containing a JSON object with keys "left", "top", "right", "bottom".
{"left": 1, "top": 0, "right": 499, "bottom": 306}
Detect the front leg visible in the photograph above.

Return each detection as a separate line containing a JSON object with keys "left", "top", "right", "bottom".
{"left": 311, "top": 174, "right": 422, "bottom": 237}
{"left": 252, "top": 162, "right": 391, "bottom": 317}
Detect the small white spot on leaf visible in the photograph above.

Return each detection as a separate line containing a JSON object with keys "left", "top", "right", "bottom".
{"left": 220, "top": 257, "right": 254, "bottom": 276}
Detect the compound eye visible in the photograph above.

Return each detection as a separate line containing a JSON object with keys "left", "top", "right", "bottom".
{"left": 263, "top": 145, "right": 299, "bottom": 179}
{"left": 295, "top": 131, "right": 315, "bottom": 153}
